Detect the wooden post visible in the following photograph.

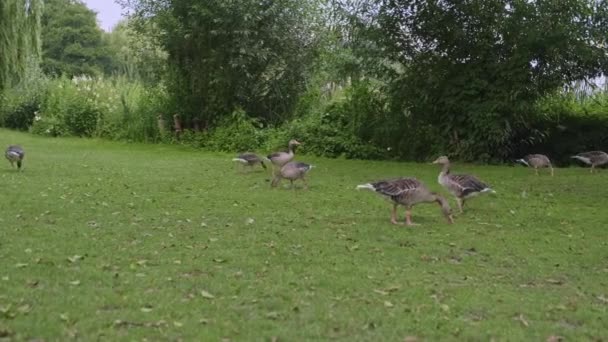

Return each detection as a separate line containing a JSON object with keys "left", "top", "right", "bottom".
{"left": 173, "top": 114, "right": 182, "bottom": 138}
{"left": 157, "top": 114, "right": 167, "bottom": 133}
{"left": 193, "top": 117, "right": 202, "bottom": 132}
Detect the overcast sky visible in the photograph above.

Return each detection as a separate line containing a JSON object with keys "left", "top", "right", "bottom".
{"left": 82, "top": 0, "right": 124, "bottom": 31}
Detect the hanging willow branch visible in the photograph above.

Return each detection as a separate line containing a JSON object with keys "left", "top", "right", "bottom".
{"left": 0, "top": 0, "right": 43, "bottom": 93}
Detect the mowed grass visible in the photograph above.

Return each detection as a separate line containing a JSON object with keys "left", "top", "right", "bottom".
{"left": 1, "top": 129, "right": 607, "bottom": 341}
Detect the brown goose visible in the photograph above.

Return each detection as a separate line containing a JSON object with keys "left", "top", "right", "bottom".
{"left": 271, "top": 161, "right": 313, "bottom": 189}
{"left": 571, "top": 151, "right": 608, "bottom": 173}
{"left": 232, "top": 153, "right": 267, "bottom": 171}
{"left": 432, "top": 156, "right": 495, "bottom": 213}
{"left": 357, "top": 178, "right": 453, "bottom": 226}
{"left": 267, "top": 139, "right": 301, "bottom": 174}
{"left": 5, "top": 145, "right": 25, "bottom": 171}
{"left": 516, "top": 154, "right": 554, "bottom": 176}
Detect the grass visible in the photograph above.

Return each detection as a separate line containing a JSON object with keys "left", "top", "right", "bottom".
{"left": 1, "top": 128, "right": 607, "bottom": 341}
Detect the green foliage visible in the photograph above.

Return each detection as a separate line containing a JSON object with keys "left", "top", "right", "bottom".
{"left": 203, "top": 109, "right": 267, "bottom": 152}
{"left": 0, "top": 0, "right": 43, "bottom": 93}
{"left": 523, "top": 89, "right": 608, "bottom": 165}
{"left": 122, "top": 0, "right": 325, "bottom": 124}
{"left": 0, "top": 62, "right": 48, "bottom": 130}
{"left": 102, "top": 20, "right": 168, "bottom": 83}
{"left": 376, "top": 0, "right": 608, "bottom": 160}
{"left": 28, "top": 76, "right": 169, "bottom": 141}
{"left": 41, "top": 0, "right": 112, "bottom": 77}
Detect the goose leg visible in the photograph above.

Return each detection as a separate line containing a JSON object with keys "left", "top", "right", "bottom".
{"left": 534, "top": 168, "right": 539, "bottom": 176}
{"left": 405, "top": 209, "right": 419, "bottom": 226}
{"left": 550, "top": 166, "right": 554, "bottom": 176}
{"left": 456, "top": 198, "right": 464, "bottom": 213}
{"left": 302, "top": 177, "right": 309, "bottom": 190}
{"left": 390, "top": 204, "right": 402, "bottom": 225}
{"left": 590, "top": 165, "right": 595, "bottom": 173}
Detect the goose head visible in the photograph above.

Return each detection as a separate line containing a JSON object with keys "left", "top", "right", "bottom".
{"left": 432, "top": 156, "right": 450, "bottom": 165}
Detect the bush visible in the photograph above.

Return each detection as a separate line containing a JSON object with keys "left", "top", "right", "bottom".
{"left": 521, "top": 90, "right": 608, "bottom": 165}
{"left": 0, "top": 63, "right": 48, "bottom": 130}
{"left": 30, "top": 76, "right": 169, "bottom": 141}
{"left": 203, "top": 109, "right": 267, "bottom": 152}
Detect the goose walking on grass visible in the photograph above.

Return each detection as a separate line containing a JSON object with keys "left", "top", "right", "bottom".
{"left": 357, "top": 178, "right": 453, "bottom": 226}
{"left": 571, "top": 151, "right": 608, "bottom": 173}
{"left": 516, "top": 154, "right": 554, "bottom": 176}
{"left": 232, "top": 153, "right": 267, "bottom": 172}
{"left": 5, "top": 145, "right": 25, "bottom": 171}
{"left": 271, "top": 161, "right": 313, "bottom": 189}
{"left": 432, "top": 156, "right": 495, "bottom": 213}
{"left": 267, "top": 139, "right": 301, "bottom": 175}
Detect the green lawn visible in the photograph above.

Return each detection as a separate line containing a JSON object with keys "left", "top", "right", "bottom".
{"left": 1, "top": 128, "right": 607, "bottom": 341}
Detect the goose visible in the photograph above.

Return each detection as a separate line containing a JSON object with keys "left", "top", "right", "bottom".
{"left": 571, "top": 151, "right": 608, "bottom": 173}
{"left": 271, "top": 161, "right": 313, "bottom": 189}
{"left": 5, "top": 145, "right": 25, "bottom": 170}
{"left": 267, "top": 139, "right": 301, "bottom": 174}
{"left": 232, "top": 153, "right": 267, "bottom": 171}
{"left": 432, "top": 156, "right": 495, "bottom": 213}
{"left": 357, "top": 178, "right": 453, "bottom": 226}
{"left": 516, "top": 154, "right": 554, "bottom": 176}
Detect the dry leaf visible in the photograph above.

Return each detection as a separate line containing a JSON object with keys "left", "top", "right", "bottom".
{"left": 384, "top": 301, "right": 394, "bottom": 308}
{"left": 201, "top": 290, "right": 215, "bottom": 299}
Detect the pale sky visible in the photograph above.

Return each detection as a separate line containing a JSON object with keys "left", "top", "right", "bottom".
{"left": 82, "top": 0, "right": 124, "bottom": 32}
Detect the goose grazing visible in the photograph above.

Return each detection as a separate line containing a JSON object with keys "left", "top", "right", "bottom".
{"left": 267, "top": 139, "right": 301, "bottom": 174}
{"left": 571, "top": 151, "right": 608, "bottom": 173}
{"left": 432, "top": 156, "right": 495, "bottom": 213}
{"left": 357, "top": 178, "right": 453, "bottom": 226}
{"left": 232, "top": 152, "right": 267, "bottom": 172}
{"left": 5, "top": 145, "right": 25, "bottom": 170}
{"left": 516, "top": 154, "right": 554, "bottom": 176}
{"left": 271, "top": 161, "right": 313, "bottom": 189}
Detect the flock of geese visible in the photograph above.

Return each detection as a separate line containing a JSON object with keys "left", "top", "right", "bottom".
{"left": 232, "top": 142, "right": 608, "bottom": 226}
{"left": 6, "top": 142, "right": 608, "bottom": 226}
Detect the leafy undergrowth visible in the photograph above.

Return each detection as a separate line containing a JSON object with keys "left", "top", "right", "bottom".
{"left": 1, "top": 129, "right": 607, "bottom": 341}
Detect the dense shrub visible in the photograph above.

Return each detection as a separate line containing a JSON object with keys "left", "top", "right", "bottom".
{"left": 28, "top": 76, "right": 169, "bottom": 141}
{"left": 0, "top": 65, "right": 48, "bottom": 131}
{"left": 520, "top": 91, "right": 608, "bottom": 165}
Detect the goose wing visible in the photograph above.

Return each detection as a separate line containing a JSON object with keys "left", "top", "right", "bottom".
{"left": 239, "top": 153, "right": 261, "bottom": 162}
{"left": 267, "top": 151, "right": 287, "bottom": 160}
{"left": 371, "top": 178, "right": 422, "bottom": 197}
{"left": 449, "top": 174, "right": 489, "bottom": 196}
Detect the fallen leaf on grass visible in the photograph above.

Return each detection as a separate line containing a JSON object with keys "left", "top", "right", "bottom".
{"left": 265, "top": 311, "right": 280, "bottom": 320}
{"left": 69, "top": 280, "right": 80, "bottom": 286}
{"left": 546, "top": 336, "right": 564, "bottom": 342}
{"left": 67, "top": 255, "right": 83, "bottom": 263}
{"left": 14, "top": 263, "right": 28, "bottom": 268}
{"left": 200, "top": 290, "right": 215, "bottom": 299}
{"left": 384, "top": 301, "right": 394, "bottom": 308}
{"left": 140, "top": 307, "right": 153, "bottom": 313}
{"left": 514, "top": 314, "right": 529, "bottom": 327}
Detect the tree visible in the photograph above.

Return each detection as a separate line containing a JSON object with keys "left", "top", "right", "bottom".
{"left": 102, "top": 20, "right": 168, "bottom": 83}
{"left": 0, "top": 0, "right": 43, "bottom": 93}
{"left": 377, "top": 0, "right": 608, "bottom": 160}
{"left": 41, "top": 0, "right": 110, "bottom": 77}
{"left": 121, "top": 0, "right": 325, "bottom": 126}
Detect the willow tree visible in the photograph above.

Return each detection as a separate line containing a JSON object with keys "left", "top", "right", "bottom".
{"left": 0, "top": 0, "right": 43, "bottom": 94}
